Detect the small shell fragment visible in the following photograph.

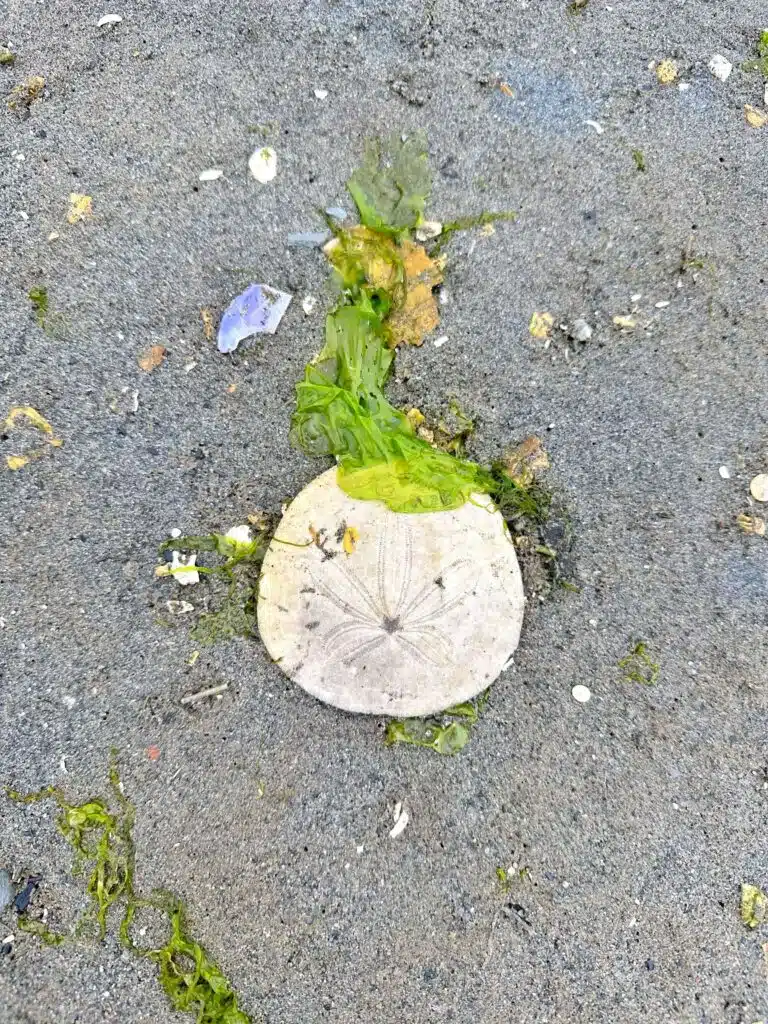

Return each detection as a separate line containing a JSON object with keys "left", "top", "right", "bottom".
{"left": 415, "top": 220, "right": 443, "bottom": 241}
{"left": 97, "top": 14, "right": 123, "bottom": 26}
{"left": 655, "top": 59, "right": 678, "bottom": 84}
{"left": 718, "top": 466, "right": 731, "bottom": 480}
{"left": 612, "top": 315, "right": 636, "bottom": 330}
{"left": 313, "top": 88, "right": 328, "bottom": 100}
{"left": 570, "top": 318, "right": 593, "bottom": 342}
{"left": 745, "top": 105, "right": 768, "bottom": 129}
{"left": 572, "top": 684, "right": 591, "bottom": 703}
{"left": 302, "top": 294, "right": 317, "bottom": 316}
{"left": 199, "top": 168, "right": 223, "bottom": 181}
{"left": 737, "top": 514, "right": 766, "bottom": 536}
{"left": 248, "top": 146, "right": 277, "bottom": 183}
{"left": 707, "top": 54, "right": 732, "bottom": 81}
{"left": 390, "top": 804, "right": 409, "bottom": 838}
{"left": 749, "top": 474, "right": 768, "bottom": 502}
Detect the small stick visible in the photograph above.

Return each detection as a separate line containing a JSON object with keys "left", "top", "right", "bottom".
{"left": 180, "top": 683, "right": 229, "bottom": 705}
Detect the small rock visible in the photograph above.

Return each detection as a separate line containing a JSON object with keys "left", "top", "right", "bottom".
{"left": 571, "top": 684, "right": 591, "bottom": 704}
{"left": 707, "top": 54, "right": 732, "bottom": 81}
{"left": 570, "top": 318, "right": 593, "bottom": 342}
{"left": 0, "top": 870, "right": 14, "bottom": 912}
{"left": 302, "top": 294, "right": 317, "bottom": 316}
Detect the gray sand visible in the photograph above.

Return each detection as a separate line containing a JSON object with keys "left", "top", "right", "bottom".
{"left": 1, "top": 1, "right": 767, "bottom": 1021}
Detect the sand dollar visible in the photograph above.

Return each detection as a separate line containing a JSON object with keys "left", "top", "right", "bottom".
{"left": 257, "top": 468, "right": 525, "bottom": 717}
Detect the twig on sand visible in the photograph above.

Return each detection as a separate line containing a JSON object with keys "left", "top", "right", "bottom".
{"left": 180, "top": 683, "right": 229, "bottom": 705}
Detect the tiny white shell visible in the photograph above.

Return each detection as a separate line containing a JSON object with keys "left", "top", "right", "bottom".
{"left": 248, "top": 146, "right": 277, "bottom": 183}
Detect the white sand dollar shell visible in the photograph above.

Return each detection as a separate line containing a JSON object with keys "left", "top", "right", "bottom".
{"left": 258, "top": 468, "right": 525, "bottom": 717}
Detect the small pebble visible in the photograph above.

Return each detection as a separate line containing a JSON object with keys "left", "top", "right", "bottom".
{"left": 749, "top": 474, "right": 768, "bottom": 502}
{"left": 571, "top": 684, "right": 591, "bottom": 704}
{"left": 654, "top": 300, "right": 670, "bottom": 308}
{"left": 0, "top": 870, "right": 14, "bottom": 912}
{"left": 170, "top": 527, "right": 182, "bottom": 538}
{"left": 718, "top": 466, "right": 731, "bottom": 479}
{"left": 302, "top": 294, "right": 317, "bottom": 316}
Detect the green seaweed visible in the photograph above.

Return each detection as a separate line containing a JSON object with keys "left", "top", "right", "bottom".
{"left": 158, "top": 527, "right": 272, "bottom": 646}
{"left": 121, "top": 892, "right": 251, "bottom": 1024}
{"left": 28, "top": 286, "right": 49, "bottom": 327}
{"left": 0, "top": 47, "right": 15, "bottom": 65}
{"left": 617, "top": 641, "right": 659, "bottom": 685}
{"left": 631, "top": 149, "right": 647, "bottom": 172}
{"left": 743, "top": 30, "right": 768, "bottom": 77}
{"left": 290, "top": 301, "right": 493, "bottom": 512}
{"left": 7, "top": 757, "right": 255, "bottom": 1023}
{"left": 347, "top": 133, "right": 431, "bottom": 237}
{"left": 489, "top": 464, "right": 553, "bottom": 524}
{"left": 7, "top": 755, "right": 135, "bottom": 941}
{"left": 433, "top": 210, "right": 517, "bottom": 253}
{"left": 384, "top": 690, "right": 489, "bottom": 755}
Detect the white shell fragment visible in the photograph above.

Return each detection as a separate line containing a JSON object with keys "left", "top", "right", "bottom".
{"left": 302, "top": 294, "right": 317, "bottom": 316}
{"left": 572, "top": 684, "right": 591, "bottom": 704}
{"left": 258, "top": 468, "right": 525, "bottom": 717}
{"left": 390, "top": 803, "right": 409, "bottom": 838}
{"left": 171, "top": 551, "right": 199, "bottom": 586}
{"left": 97, "top": 14, "right": 123, "bottom": 26}
{"left": 718, "top": 466, "right": 731, "bottom": 479}
{"left": 570, "top": 318, "right": 593, "bottom": 342}
{"left": 708, "top": 54, "right": 733, "bottom": 81}
{"left": 750, "top": 474, "right": 768, "bottom": 502}
{"left": 248, "top": 146, "right": 277, "bottom": 183}
{"left": 415, "top": 220, "right": 443, "bottom": 241}
{"left": 314, "top": 88, "right": 329, "bottom": 100}
{"left": 199, "top": 168, "right": 223, "bottom": 181}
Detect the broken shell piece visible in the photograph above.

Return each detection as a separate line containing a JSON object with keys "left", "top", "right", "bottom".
{"left": 737, "top": 514, "right": 766, "bottom": 536}
{"left": 217, "top": 283, "right": 292, "bottom": 353}
{"left": 390, "top": 804, "right": 409, "bottom": 838}
{"left": 570, "top": 318, "right": 593, "bottom": 342}
{"left": 749, "top": 474, "right": 768, "bottom": 502}
{"left": 97, "top": 14, "right": 123, "bottom": 26}
{"left": 655, "top": 59, "right": 678, "bottom": 84}
{"left": 171, "top": 551, "right": 199, "bottom": 586}
{"left": 415, "top": 220, "right": 443, "bottom": 241}
{"left": 745, "top": 105, "right": 768, "bottom": 128}
{"left": 167, "top": 600, "right": 194, "bottom": 615}
{"left": 313, "top": 88, "right": 329, "bottom": 100}
{"left": 302, "top": 294, "right": 317, "bottom": 316}
{"left": 708, "top": 54, "right": 732, "bottom": 81}
{"left": 612, "top": 315, "right": 636, "bottom": 330}
{"left": 248, "top": 146, "right": 277, "bottom": 183}
{"left": 258, "top": 468, "right": 525, "bottom": 717}
{"left": 571, "top": 684, "right": 591, "bottom": 703}
{"left": 199, "top": 168, "right": 223, "bottom": 181}
{"left": 718, "top": 466, "right": 731, "bottom": 479}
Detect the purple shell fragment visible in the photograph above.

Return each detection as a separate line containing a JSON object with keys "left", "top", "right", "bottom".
{"left": 216, "top": 283, "right": 292, "bottom": 353}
